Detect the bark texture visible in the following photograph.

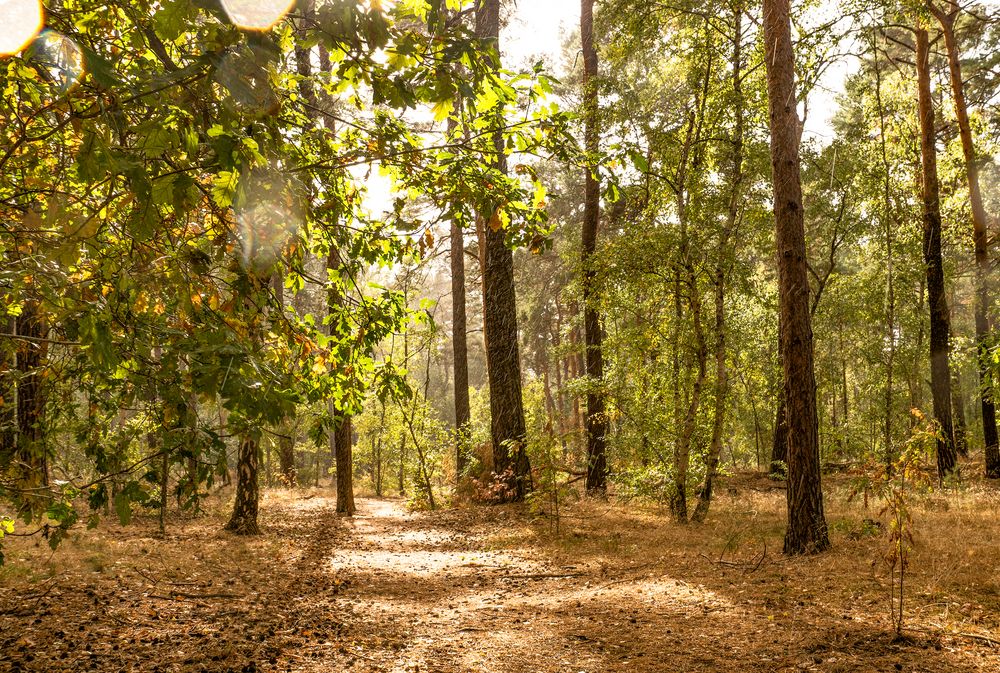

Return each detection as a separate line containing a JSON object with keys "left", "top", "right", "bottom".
{"left": 476, "top": 0, "right": 531, "bottom": 502}
{"left": 225, "top": 436, "right": 260, "bottom": 535}
{"left": 916, "top": 26, "right": 957, "bottom": 480}
{"left": 762, "top": 0, "right": 829, "bottom": 554}
{"left": 581, "top": 0, "right": 608, "bottom": 493}
{"left": 14, "top": 304, "right": 48, "bottom": 491}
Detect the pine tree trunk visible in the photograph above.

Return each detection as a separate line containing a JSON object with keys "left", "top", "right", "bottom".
{"left": 928, "top": 4, "right": 998, "bottom": 475}
{"left": 225, "top": 436, "right": 260, "bottom": 535}
{"left": 15, "top": 304, "right": 48, "bottom": 493}
{"left": 335, "top": 416, "right": 355, "bottom": 514}
{"left": 476, "top": 0, "right": 531, "bottom": 502}
{"left": 762, "top": 0, "right": 829, "bottom": 554}
{"left": 450, "top": 115, "right": 472, "bottom": 478}
{"left": 916, "top": 26, "right": 957, "bottom": 480}
{"left": 581, "top": 0, "right": 608, "bottom": 494}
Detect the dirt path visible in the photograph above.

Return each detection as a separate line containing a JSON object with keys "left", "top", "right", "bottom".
{"left": 2, "top": 493, "right": 998, "bottom": 673}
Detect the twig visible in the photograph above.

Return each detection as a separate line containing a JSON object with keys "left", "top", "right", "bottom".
{"left": 906, "top": 625, "right": 1000, "bottom": 648}
{"left": 499, "top": 572, "right": 584, "bottom": 580}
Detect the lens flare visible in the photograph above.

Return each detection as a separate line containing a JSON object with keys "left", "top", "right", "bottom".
{"left": 221, "top": 0, "right": 295, "bottom": 31}
{"left": 0, "top": 0, "right": 43, "bottom": 56}
{"left": 27, "top": 31, "right": 84, "bottom": 93}
{"left": 234, "top": 167, "right": 303, "bottom": 271}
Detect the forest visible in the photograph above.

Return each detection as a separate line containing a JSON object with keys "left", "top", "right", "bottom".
{"left": 1, "top": 0, "right": 1000, "bottom": 670}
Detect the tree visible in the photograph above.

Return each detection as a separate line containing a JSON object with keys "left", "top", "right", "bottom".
{"left": 761, "top": 0, "right": 829, "bottom": 553}
{"left": 475, "top": 0, "right": 531, "bottom": 502}
{"left": 450, "top": 112, "right": 472, "bottom": 479}
{"left": 915, "top": 24, "right": 957, "bottom": 480}
{"left": 580, "top": 0, "right": 608, "bottom": 493}
{"left": 926, "top": 0, "right": 998, "bottom": 477}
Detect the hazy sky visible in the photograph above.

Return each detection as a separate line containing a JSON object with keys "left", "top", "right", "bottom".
{"left": 504, "top": 0, "right": 579, "bottom": 69}
{"left": 503, "top": 0, "right": 850, "bottom": 140}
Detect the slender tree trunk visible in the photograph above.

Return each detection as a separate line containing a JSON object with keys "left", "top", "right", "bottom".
{"left": 476, "top": 0, "right": 531, "bottom": 502}
{"left": 450, "top": 113, "right": 472, "bottom": 478}
{"left": 278, "top": 430, "right": 295, "bottom": 486}
{"left": 271, "top": 274, "right": 298, "bottom": 487}
{"left": 580, "top": 0, "right": 608, "bottom": 494}
{"left": 328, "top": 250, "right": 355, "bottom": 514}
{"left": 928, "top": 4, "right": 998, "bottom": 475}
{"left": 952, "top": 363, "right": 968, "bottom": 458}
{"left": 0, "top": 317, "right": 16, "bottom": 463}
{"left": 762, "top": 0, "right": 829, "bottom": 554}
{"left": 335, "top": 416, "right": 355, "bottom": 513}
{"left": 916, "top": 26, "right": 957, "bottom": 480}
{"left": 693, "top": 6, "right": 744, "bottom": 523}
{"left": 872, "top": 30, "right": 897, "bottom": 472}
{"left": 225, "top": 435, "right": 260, "bottom": 535}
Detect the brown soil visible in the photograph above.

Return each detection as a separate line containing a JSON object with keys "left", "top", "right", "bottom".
{"left": 1, "top": 481, "right": 999, "bottom": 672}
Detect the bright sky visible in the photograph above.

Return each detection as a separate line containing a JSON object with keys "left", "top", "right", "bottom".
{"left": 504, "top": 0, "right": 579, "bottom": 69}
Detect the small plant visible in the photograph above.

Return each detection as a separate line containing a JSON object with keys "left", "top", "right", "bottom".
{"left": 865, "top": 409, "right": 937, "bottom": 636}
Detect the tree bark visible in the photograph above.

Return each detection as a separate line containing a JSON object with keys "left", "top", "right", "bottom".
{"left": 927, "top": 3, "right": 998, "bottom": 475}
{"left": 762, "top": 0, "right": 829, "bottom": 554}
{"left": 0, "top": 317, "right": 15, "bottom": 463}
{"left": 225, "top": 435, "right": 260, "bottom": 535}
{"left": 449, "top": 111, "right": 472, "bottom": 479}
{"left": 581, "top": 0, "right": 608, "bottom": 494}
{"left": 916, "top": 26, "right": 957, "bottom": 480}
{"left": 14, "top": 304, "right": 48, "bottom": 493}
{"left": 476, "top": 0, "right": 531, "bottom": 502}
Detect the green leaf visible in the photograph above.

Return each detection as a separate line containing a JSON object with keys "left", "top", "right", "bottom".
{"left": 212, "top": 170, "right": 239, "bottom": 208}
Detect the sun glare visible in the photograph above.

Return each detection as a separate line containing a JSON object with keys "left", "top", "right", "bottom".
{"left": 220, "top": 0, "right": 295, "bottom": 31}
{"left": 0, "top": 0, "right": 44, "bottom": 56}
{"left": 235, "top": 168, "right": 303, "bottom": 271}
{"left": 28, "top": 31, "right": 85, "bottom": 92}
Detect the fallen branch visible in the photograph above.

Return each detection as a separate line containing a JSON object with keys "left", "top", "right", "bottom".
{"left": 906, "top": 625, "right": 1000, "bottom": 648}
{"left": 499, "top": 572, "right": 584, "bottom": 580}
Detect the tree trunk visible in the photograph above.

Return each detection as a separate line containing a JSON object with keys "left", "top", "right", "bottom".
{"left": 335, "top": 416, "right": 355, "bottom": 514}
{"left": 450, "top": 115, "right": 472, "bottom": 478}
{"left": 916, "top": 26, "right": 957, "bottom": 480}
{"left": 14, "top": 304, "right": 48, "bottom": 493}
{"left": 327, "top": 245, "right": 356, "bottom": 514}
{"left": 0, "top": 317, "right": 15, "bottom": 463}
{"left": 762, "top": 0, "right": 829, "bottom": 554}
{"left": 278, "top": 429, "right": 296, "bottom": 486}
{"left": 952, "top": 364, "right": 968, "bottom": 457}
{"left": 580, "top": 0, "right": 608, "bottom": 494}
{"left": 770, "top": 394, "right": 788, "bottom": 476}
{"left": 928, "top": 3, "right": 998, "bottom": 475}
{"left": 693, "top": 7, "right": 744, "bottom": 523}
{"left": 872, "top": 32, "right": 897, "bottom": 472}
{"left": 225, "top": 435, "right": 260, "bottom": 535}
{"left": 476, "top": 0, "right": 531, "bottom": 502}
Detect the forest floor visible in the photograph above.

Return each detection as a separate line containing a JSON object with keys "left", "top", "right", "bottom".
{"left": 2, "top": 474, "right": 1000, "bottom": 672}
